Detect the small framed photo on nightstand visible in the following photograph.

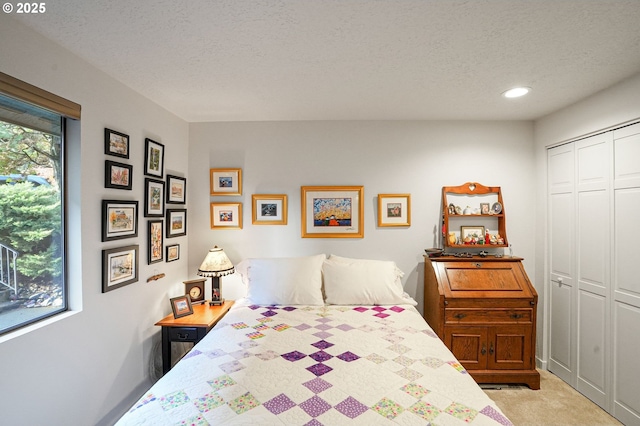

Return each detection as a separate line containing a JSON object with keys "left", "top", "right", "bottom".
{"left": 170, "top": 295, "right": 193, "bottom": 318}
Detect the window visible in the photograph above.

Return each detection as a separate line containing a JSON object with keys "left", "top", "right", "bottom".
{"left": 0, "top": 72, "right": 80, "bottom": 335}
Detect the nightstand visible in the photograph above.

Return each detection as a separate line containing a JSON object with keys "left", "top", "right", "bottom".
{"left": 155, "top": 300, "right": 233, "bottom": 374}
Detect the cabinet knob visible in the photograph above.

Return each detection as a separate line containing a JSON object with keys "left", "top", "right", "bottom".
{"left": 454, "top": 313, "right": 466, "bottom": 320}
{"left": 510, "top": 313, "right": 523, "bottom": 319}
{"left": 489, "top": 342, "right": 494, "bottom": 355}
{"left": 481, "top": 345, "right": 487, "bottom": 355}
{"left": 474, "top": 263, "right": 482, "bottom": 268}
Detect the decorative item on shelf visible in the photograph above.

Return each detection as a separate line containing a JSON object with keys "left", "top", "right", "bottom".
{"left": 183, "top": 278, "right": 206, "bottom": 305}
{"left": 424, "top": 248, "right": 443, "bottom": 258}
{"left": 491, "top": 202, "right": 502, "bottom": 214}
{"left": 197, "top": 246, "right": 235, "bottom": 306}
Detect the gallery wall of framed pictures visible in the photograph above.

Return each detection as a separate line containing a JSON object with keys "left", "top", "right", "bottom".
{"left": 101, "top": 127, "right": 187, "bottom": 293}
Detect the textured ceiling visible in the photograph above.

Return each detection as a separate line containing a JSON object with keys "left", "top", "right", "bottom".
{"left": 10, "top": 0, "right": 640, "bottom": 122}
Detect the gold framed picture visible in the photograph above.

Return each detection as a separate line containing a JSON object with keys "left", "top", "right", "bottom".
{"left": 210, "top": 168, "right": 242, "bottom": 196}
{"left": 377, "top": 193, "right": 411, "bottom": 227}
{"left": 252, "top": 194, "right": 288, "bottom": 225}
{"left": 210, "top": 202, "right": 243, "bottom": 229}
{"left": 301, "top": 186, "right": 364, "bottom": 238}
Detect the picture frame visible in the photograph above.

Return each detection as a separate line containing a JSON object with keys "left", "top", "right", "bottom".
{"left": 169, "top": 295, "right": 193, "bottom": 319}
{"left": 166, "top": 174, "right": 186, "bottom": 204}
{"left": 252, "top": 194, "right": 287, "bottom": 225}
{"left": 144, "top": 138, "right": 164, "bottom": 178}
{"left": 104, "top": 128, "right": 129, "bottom": 159}
{"left": 301, "top": 186, "right": 364, "bottom": 238}
{"left": 480, "top": 203, "right": 490, "bottom": 215}
{"left": 148, "top": 219, "right": 163, "bottom": 264}
{"left": 102, "top": 245, "right": 139, "bottom": 293}
{"left": 166, "top": 208, "right": 187, "bottom": 238}
{"left": 377, "top": 193, "right": 411, "bottom": 227}
{"left": 210, "top": 168, "right": 242, "bottom": 196}
{"left": 461, "top": 226, "right": 485, "bottom": 243}
{"left": 102, "top": 200, "right": 138, "bottom": 242}
{"left": 105, "top": 160, "right": 133, "bottom": 190}
{"left": 210, "top": 202, "right": 243, "bottom": 229}
{"left": 166, "top": 244, "right": 180, "bottom": 262}
{"left": 144, "top": 178, "right": 164, "bottom": 217}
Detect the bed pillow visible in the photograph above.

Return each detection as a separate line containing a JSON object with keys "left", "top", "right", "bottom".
{"left": 237, "top": 254, "right": 326, "bottom": 305}
{"left": 323, "top": 255, "right": 417, "bottom": 305}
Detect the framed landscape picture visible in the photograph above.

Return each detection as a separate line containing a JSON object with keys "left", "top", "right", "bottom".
{"left": 166, "top": 174, "right": 186, "bottom": 204}
{"left": 210, "top": 168, "right": 242, "bottom": 196}
{"left": 144, "top": 178, "right": 165, "bottom": 217}
{"left": 144, "top": 138, "right": 164, "bottom": 178}
{"left": 377, "top": 193, "right": 411, "bottom": 227}
{"left": 104, "top": 128, "right": 129, "bottom": 159}
{"left": 102, "top": 245, "right": 139, "bottom": 293}
{"left": 105, "top": 160, "right": 133, "bottom": 190}
{"left": 102, "top": 200, "right": 138, "bottom": 242}
{"left": 166, "top": 208, "right": 187, "bottom": 238}
{"left": 301, "top": 186, "right": 364, "bottom": 238}
{"left": 252, "top": 194, "right": 287, "bottom": 225}
{"left": 166, "top": 244, "right": 180, "bottom": 262}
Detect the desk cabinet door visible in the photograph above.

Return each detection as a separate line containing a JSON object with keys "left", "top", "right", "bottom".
{"left": 444, "top": 326, "right": 487, "bottom": 370}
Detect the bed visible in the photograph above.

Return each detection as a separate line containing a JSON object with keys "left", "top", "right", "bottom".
{"left": 116, "top": 254, "right": 512, "bottom": 425}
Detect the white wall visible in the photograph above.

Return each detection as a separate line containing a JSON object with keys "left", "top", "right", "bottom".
{"left": 0, "top": 17, "right": 190, "bottom": 425}
{"left": 188, "top": 120, "right": 537, "bottom": 314}
{"left": 533, "top": 72, "right": 640, "bottom": 366}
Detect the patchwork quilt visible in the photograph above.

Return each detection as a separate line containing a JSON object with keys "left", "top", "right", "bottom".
{"left": 117, "top": 302, "right": 512, "bottom": 425}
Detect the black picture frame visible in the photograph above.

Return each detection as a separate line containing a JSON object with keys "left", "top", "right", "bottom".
{"left": 144, "top": 178, "right": 165, "bottom": 217}
{"left": 144, "top": 138, "right": 164, "bottom": 178}
{"left": 166, "top": 174, "right": 186, "bottom": 204}
{"left": 102, "top": 200, "right": 138, "bottom": 242}
{"left": 148, "top": 219, "right": 164, "bottom": 264}
{"left": 102, "top": 245, "right": 139, "bottom": 293}
{"left": 105, "top": 160, "right": 133, "bottom": 190}
{"left": 166, "top": 208, "right": 187, "bottom": 238}
{"left": 104, "top": 128, "right": 130, "bottom": 159}
{"left": 166, "top": 244, "right": 180, "bottom": 262}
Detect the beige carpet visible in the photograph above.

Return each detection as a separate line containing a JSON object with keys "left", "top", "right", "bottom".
{"left": 483, "top": 370, "right": 622, "bottom": 426}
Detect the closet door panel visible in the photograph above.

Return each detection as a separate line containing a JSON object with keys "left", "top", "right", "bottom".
{"left": 549, "top": 278, "right": 572, "bottom": 382}
{"left": 613, "top": 187, "right": 640, "bottom": 305}
{"left": 549, "top": 192, "right": 574, "bottom": 284}
{"left": 577, "top": 190, "right": 608, "bottom": 293}
{"left": 577, "top": 290, "right": 607, "bottom": 407}
{"left": 613, "top": 124, "right": 640, "bottom": 189}
{"left": 613, "top": 302, "right": 640, "bottom": 425}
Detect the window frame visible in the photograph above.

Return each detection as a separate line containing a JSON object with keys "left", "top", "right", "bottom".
{"left": 0, "top": 72, "right": 80, "bottom": 336}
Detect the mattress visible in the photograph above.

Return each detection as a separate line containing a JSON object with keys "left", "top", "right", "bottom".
{"left": 117, "top": 302, "right": 512, "bottom": 425}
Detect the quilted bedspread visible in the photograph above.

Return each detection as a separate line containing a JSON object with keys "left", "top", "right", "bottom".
{"left": 117, "top": 302, "right": 512, "bottom": 425}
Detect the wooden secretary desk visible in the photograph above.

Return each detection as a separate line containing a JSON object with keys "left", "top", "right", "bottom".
{"left": 423, "top": 255, "right": 540, "bottom": 389}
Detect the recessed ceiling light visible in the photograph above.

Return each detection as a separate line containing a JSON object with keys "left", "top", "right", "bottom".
{"left": 502, "top": 87, "right": 531, "bottom": 98}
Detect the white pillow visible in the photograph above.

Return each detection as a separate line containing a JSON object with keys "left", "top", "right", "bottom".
{"left": 323, "top": 255, "right": 416, "bottom": 305}
{"left": 238, "top": 254, "right": 326, "bottom": 305}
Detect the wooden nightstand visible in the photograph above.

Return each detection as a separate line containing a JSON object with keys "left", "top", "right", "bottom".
{"left": 155, "top": 300, "right": 233, "bottom": 374}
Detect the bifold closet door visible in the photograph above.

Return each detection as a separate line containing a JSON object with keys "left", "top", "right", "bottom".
{"left": 547, "top": 143, "right": 575, "bottom": 385}
{"left": 574, "top": 133, "right": 611, "bottom": 410}
{"left": 612, "top": 123, "right": 640, "bottom": 425}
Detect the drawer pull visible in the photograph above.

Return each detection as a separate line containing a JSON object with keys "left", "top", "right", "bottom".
{"left": 489, "top": 342, "right": 494, "bottom": 355}
{"left": 474, "top": 263, "right": 482, "bottom": 268}
{"left": 481, "top": 345, "right": 486, "bottom": 355}
{"left": 454, "top": 313, "right": 467, "bottom": 319}
{"left": 177, "top": 333, "right": 189, "bottom": 340}
{"left": 510, "top": 313, "right": 523, "bottom": 319}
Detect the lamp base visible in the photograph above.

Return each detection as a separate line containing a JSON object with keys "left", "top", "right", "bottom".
{"left": 209, "top": 298, "right": 225, "bottom": 306}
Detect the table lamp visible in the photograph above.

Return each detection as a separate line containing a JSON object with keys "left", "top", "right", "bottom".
{"left": 197, "top": 246, "right": 234, "bottom": 306}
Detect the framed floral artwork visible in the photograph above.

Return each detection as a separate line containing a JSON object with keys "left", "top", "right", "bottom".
{"left": 377, "top": 193, "right": 411, "bottom": 227}
{"left": 105, "top": 160, "right": 133, "bottom": 190}
{"left": 148, "top": 219, "right": 163, "bottom": 264}
{"left": 144, "top": 138, "right": 164, "bottom": 178}
{"left": 252, "top": 194, "right": 287, "bottom": 225}
{"left": 301, "top": 186, "right": 364, "bottom": 238}
{"left": 210, "top": 168, "right": 242, "bottom": 196}
{"left": 210, "top": 202, "right": 242, "bottom": 229}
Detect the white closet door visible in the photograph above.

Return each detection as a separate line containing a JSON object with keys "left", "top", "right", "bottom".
{"left": 575, "top": 133, "right": 611, "bottom": 409}
{"left": 612, "top": 123, "right": 640, "bottom": 425}
{"left": 548, "top": 143, "right": 575, "bottom": 384}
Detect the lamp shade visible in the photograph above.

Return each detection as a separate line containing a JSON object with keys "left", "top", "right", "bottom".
{"left": 197, "top": 246, "right": 234, "bottom": 277}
